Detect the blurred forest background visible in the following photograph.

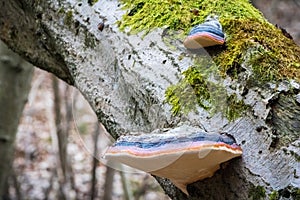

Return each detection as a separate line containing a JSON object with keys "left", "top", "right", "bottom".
{"left": 1, "top": 0, "right": 300, "bottom": 199}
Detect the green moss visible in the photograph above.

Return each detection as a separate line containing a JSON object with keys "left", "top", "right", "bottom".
{"left": 119, "top": 0, "right": 300, "bottom": 117}
{"left": 248, "top": 185, "right": 266, "bottom": 200}
{"left": 269, "top": 191, "right": 279, "bottom": 200}
{"left": 292, "top": 188, "right": 300, "bottom": 199}
{"left": 58, "top": 7, "right": 65, "bottom": 14}
{"left": 225, "top": 94, "right": 250, "bottom": 120}
{"left": 216, "top": 19, "right": 300, "bottom": 83}
{"left": 118, "top": 0, "right": 300, "bottom": 81}
{"left": 64, "top": 10, "right": 73, "bottom": 27}
{"left": 165, "top": 57, "right": 249, "bottom": 120}
{"left": 119, "top": 0, "right": 264, "bottom": 34}
{"left": 165, "top": 65, "right": 210, "bottom": 115}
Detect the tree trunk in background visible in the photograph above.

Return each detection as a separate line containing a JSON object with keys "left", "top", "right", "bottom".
{"left": 0, "top": 0, "right": 299, "bottom": 199}
{"left": 52, "top": 76, "right": 77, "bottom": 199}
{"left": 102, "top": 166, "right": 115, "bottom": 200}
{"left": 91, "top": 123, "right": 100, "bottom": 200}
{"left": 252, "top": 0, "right": 300, "bottom": 45}
{"left": 52, "top": 75, "right": 68, "bottom": 200}
{"left": 0, "top": 40, "right": 33, "bottom": 197}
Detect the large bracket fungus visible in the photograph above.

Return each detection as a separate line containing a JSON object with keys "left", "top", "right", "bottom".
{"left": 104, "top": 127, "right": 242, "bottom": 195}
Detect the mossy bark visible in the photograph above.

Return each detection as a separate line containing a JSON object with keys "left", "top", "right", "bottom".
{"left": 0, "top": 0, "right": 299, "bottom": 199}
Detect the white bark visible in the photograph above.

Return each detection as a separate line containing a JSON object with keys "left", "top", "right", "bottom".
{"left": 0, "top": 0, "right": 299, "bottom": 199}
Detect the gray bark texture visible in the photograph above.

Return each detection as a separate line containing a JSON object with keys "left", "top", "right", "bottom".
{"left": 0, "top": 40, "right": 34, "bottom": 197}
{"left": 0, "top": 0, "right": 299, "bottom": 199}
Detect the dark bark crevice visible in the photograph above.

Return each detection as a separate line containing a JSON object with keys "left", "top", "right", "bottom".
{"left": 0, "top": 0, "right": 74, "bottom": 84}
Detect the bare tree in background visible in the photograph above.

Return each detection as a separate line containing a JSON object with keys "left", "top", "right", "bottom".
{"left": 252, "top": 0, "right": 300, "bottom": 44}
{"left": 90, "top": 123, "right": 100, "bottom": 200}
{"left": 52, "top": 76, "right": 79, "bottom": 199}
{"left": 0, "top": 40, "right": 34, "bottom": 198}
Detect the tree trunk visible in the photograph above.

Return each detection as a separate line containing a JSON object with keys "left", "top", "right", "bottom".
{"left": 0, "top": 0, "right": 299, "bottom": 199}
{"left": 0, "top": 40, "right": 33, "bottom": 197}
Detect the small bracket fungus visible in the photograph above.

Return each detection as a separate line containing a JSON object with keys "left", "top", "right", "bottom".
{"left": 184, "top": 15, "right": 225, "bottom": 49}
{"left": 104, "top": 131, "right": 242, "bottom": 195}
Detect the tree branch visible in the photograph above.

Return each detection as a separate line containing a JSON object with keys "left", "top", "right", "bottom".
{"left": 0, "top": 0, "right": 299, "bottom": 199}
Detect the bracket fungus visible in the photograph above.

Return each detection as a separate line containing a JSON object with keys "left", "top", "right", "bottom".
{"left": 104, "top": 131, "right": 242, "bottom": 195}
{"left": 184, "top": 15, "right": 225, "bottom": 49}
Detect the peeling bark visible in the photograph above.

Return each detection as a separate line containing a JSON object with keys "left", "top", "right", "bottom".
{"left": 0, "top": 0, "right": 299, "bottom": 199}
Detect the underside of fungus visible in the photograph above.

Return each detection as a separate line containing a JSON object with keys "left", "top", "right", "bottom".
{"left": 104, "top": 128, "right": 242, "bottom": 195}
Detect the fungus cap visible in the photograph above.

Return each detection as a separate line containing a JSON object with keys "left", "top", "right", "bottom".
{"left": 184, "top": 15, "right": 225, "bottom": 49}
{"left": 104, "top": 131, "right": 242, "bottom": 195}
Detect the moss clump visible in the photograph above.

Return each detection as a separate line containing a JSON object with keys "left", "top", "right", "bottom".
{"left": 225, "top": 94, "right": 250, "bottom": 120}
{"left": 64, "top": 10, "right": 73, "bottom": 27}
{"left": 165, "top": 57, "right": 249, "bottom": 120}
{"left": 165, "top": 66, "right": 210, "bottom": 115}
{"left": 118, "top": 0, "right": 300, "bottom": 82}
{"left": 216, "top": 19, "right": 300, "bottom": 82}
{"left": 119, "top": 0, "right": 300, "bottom": 117}
{"left": 292, "top": 188, "right": 300, "bottom": 199}
{"left": 118, "top": 0, "right": 264, "bottom": 34}
{"left": 269, "top": 191, "right": 279, "bottom": 200}
{"left": 58, "top": 7, "right": 65, "bottom": 14}
{"left": 248, "top": 185, "right": 266, "bottom": 200}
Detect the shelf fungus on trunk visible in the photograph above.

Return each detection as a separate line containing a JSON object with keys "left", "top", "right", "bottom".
{"left": 183, "top": 15, "right": 225, "bottom": 49}
{"left": 104, "top": 128, "right": 242, "bottom": 195}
